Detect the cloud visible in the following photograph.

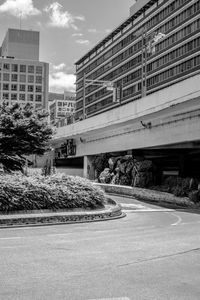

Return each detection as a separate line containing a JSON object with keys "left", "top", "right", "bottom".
{"left": 72, "top": 33, "right": 83, "bottom": 37}
{"left": 49, "top": 71, "right": 76, "bottom": 93}
{"left": 75, "top": 15, "right": 85, "bottom": 21}
{"left": 0, "top": 0, "right": 40, "bottom": 18}
{"left": 52, "top": 63, "right": 66, "bottom": 71}
{"left": 44, "top": 2, "right": 85, "bottom": 29}
{"left": 76, "top": 39, "right": 90, "bottom": 45}
{"left": 88, "top": 28, "right": 98, "bottom": 33}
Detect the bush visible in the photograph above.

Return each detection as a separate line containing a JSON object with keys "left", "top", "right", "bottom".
{"left": 0, "top": 173, "right": 107, "bottom": 213}
{"left": 189, "top": 190, "right": 200, "bottom": 203}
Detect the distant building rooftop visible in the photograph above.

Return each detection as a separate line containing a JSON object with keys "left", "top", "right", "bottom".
{"left": 1, "top": 28, "right": 40, "bottom": 61}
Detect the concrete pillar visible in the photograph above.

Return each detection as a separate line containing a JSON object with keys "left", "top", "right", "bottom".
{"left": 84, "top": 156, "right": 95, "bottom": 180}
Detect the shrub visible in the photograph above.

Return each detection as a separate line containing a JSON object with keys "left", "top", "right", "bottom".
{"left": 189, "top": 190, "right": 200, "bottom": 203}
{"left": 0, "top": 173, "right": 106, "bottom": 213}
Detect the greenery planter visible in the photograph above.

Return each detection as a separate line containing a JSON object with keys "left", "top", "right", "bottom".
{"left": 0, "top": 174, "right": 107, "bottom": 213}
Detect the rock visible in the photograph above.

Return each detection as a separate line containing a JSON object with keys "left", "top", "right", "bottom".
{"left": 111, "top": 167, "right": 120, "bottom": 185}
{"left": 119, "top": 161, "right": 127, "bottom": 174}
{"left": 134, "top": 160, "right": 152, "bottom": 172}
{"left": 108, "top": 158, "right": 115, "bottom": 171}
{"left": 119, "top": 175, "right": 131, "bottom": 186}
{"left": 98, "top": 155, "right": 154, "bottom": 188}
{"left": 125, "top": 161, "right": 134, "bottom": 175}
{"left": 99, "top": 168, "right": 113, "bottom": 184}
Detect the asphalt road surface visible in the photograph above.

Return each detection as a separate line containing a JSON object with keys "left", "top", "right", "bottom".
{"left": 1, "top": 195, "right": 200, "bottom": 300}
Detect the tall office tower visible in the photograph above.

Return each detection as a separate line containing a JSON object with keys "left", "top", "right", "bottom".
{"left": 0, "top": 28, "right": 49, "bottom": 110}
{"left": 1, "top": 28, "right": 39, "bottom": 60}
{"left": 75, "top": 0, "right": 200, "bottom": 120}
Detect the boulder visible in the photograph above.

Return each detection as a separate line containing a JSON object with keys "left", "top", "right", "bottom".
{"left": 99, "top": 168, "right": 113, "bottom": 184}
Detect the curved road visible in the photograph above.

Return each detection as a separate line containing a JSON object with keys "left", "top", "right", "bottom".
{"left": 0, "top": 195, "right": 200, "bottom": 300}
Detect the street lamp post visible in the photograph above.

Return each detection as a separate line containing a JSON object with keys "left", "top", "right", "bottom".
{"left": 141, "top": 28, "right": 148, "bottom": 98}
{"left": 83, "top": 73, "right": 86, "bottom": 119}
{"left": 141, "top": 30, "right": 166, "bottom": 98}
{"left": 82, "top": 76, "right": 121, "bottom": 120}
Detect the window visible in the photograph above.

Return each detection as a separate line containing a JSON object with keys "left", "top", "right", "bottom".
{"left": 11, "top": 84, "right": 17, "bottom": 91}
{"left": 3, "top": 93, "right": 9, "bottom": 100}
{"left": 11, "top": 94, "right": 17, "bottom": 100}
{"left": 3, "top": 83, "right": 9, "bottom": 90}
{"left": 3, "top": 63, "right": 10, "bottom": 70}
{"left": 20, "top": 75, "right": 26, "bottom": 82}
{"left": 28, "top": 65, "right": 34, "bottom": 73}
{"left": 35, "top": 85, "right": 42, "bottom": 93}
{"left": 35, "top": 103, "right": 42, "bottom": 109}
{"left": 28, "top": 85, "right": 34, "bottom": 92}
{"left": 20, "top": 65, "right": 26, "bottom": 72}
{"left": 12, "top": 64, "right": 18, "bottom": 72}
{"left": 36, "top": 66, "right": 43, "bottom": 74}
{"left": 27, "top": 94, "right": 34, "bottom": 101}
{"left": 35, "top": 94, "right": 42, "bottom": 102}
{"left": 3, "top": 73, "right": 9, "bottom": 81}
{"left": 11, "top": 74, "right": 18, "bottom": 82}
{"left": 28, "top": 75, "right": 34, "bottom": 83}
{"left": 36, "top": 76, "right": 42, "bottom": 84}
{"left": 19, "top": 94, "right": 25, "bottom": 101}
{"left": 19, "top": 84, "right": 26, "bottom": 91}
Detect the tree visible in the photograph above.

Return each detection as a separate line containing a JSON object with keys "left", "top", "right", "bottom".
{"left": 0, "top": 102, "right": 53, "bottom": 172}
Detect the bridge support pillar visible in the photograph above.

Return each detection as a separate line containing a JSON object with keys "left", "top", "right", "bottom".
{"left": 84, "top": 156, "right": 95, "bottom": 180}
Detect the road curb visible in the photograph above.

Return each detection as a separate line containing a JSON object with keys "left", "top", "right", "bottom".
{"left": 94, "top": 183, "right": 200, "bottom": 209}
{"left": 0, "top": 203, "right": 125, "bottom": 229}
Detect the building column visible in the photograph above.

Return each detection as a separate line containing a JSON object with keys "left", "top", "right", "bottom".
{"left": 83, "top": 156, "right": 95, "bottom": 180}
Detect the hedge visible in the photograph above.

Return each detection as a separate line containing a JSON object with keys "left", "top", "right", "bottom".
{"left": 0, "top": 173, "right": 106, "bottom": 213}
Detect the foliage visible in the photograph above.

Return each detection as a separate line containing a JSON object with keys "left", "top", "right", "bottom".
{"left": 0, "top": 102, "right": 53, "bottom": 171}
{"left": 189, "top": 190, "right": 200, "bottom": 203}
{"left": 92, "top": 153, "right": 110, "bottom": 179}
{"left": 0, "top": 173, "right": 106, "bottom": 213}
{"left": 152, "top": 176, "right": 199, "bottom": 198}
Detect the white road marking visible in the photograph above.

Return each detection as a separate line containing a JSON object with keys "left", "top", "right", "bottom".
{"left": 0, "top": 236, "right": 23, "bottom": 240}
{"left": 0, "top": 245, "right": 28, "bottom": 249}
{"left": 122, "top": 208, "right": 173, "bottom": 213}
{"left": 88, "top": 297, "right": 130, "bottom": 300}
{"left": 171, "top": 213, "right": 182, "bottom": 226}
{"left": 120, "top": 203, "right": 173, "bottom": 212}
{"left": 121, "top": 203, "right": 146, "bottom": 209}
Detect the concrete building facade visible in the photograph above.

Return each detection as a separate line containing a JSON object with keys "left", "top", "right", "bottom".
{"left": 0, "top": 29, "right": 49, "bottom": 109}
{"left": 49, "top": 91, "right": 76, "bottom": 127}
{"left": 0, "top": 28, "right": 40, "bottom": 61}
{"left": 53, "top": 0, "right": 200, "bottom": 180}
{"left": 75, "top": 0, "right": 200, "bottom": 119}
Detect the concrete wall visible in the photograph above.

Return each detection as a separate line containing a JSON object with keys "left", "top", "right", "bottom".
{"left": 53, "top": 74, "right": 200, "bottom": 156}
{"left": 1, "top": 29, "right": 40, "bottom": 61}
{"left": 56, "top": 168, "right": 83, "bottom": 177}
{"left": 54, "top": 74, "right": 200, "bottom": 141}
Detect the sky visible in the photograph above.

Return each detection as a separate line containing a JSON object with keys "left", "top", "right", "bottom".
{"left": 0, "top": 0, "right": 135, "bottom": 93}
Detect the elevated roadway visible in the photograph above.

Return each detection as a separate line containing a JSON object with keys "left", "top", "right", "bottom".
{"left": 52, "top": 74, "right": 200, "bottom": 177}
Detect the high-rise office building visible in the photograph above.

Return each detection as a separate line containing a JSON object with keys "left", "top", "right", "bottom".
{"left": 75, "top": 0, "right": 200, "bottom": 119}
{"left": 0, "top": 28, "right": 49, "bottom": 109}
